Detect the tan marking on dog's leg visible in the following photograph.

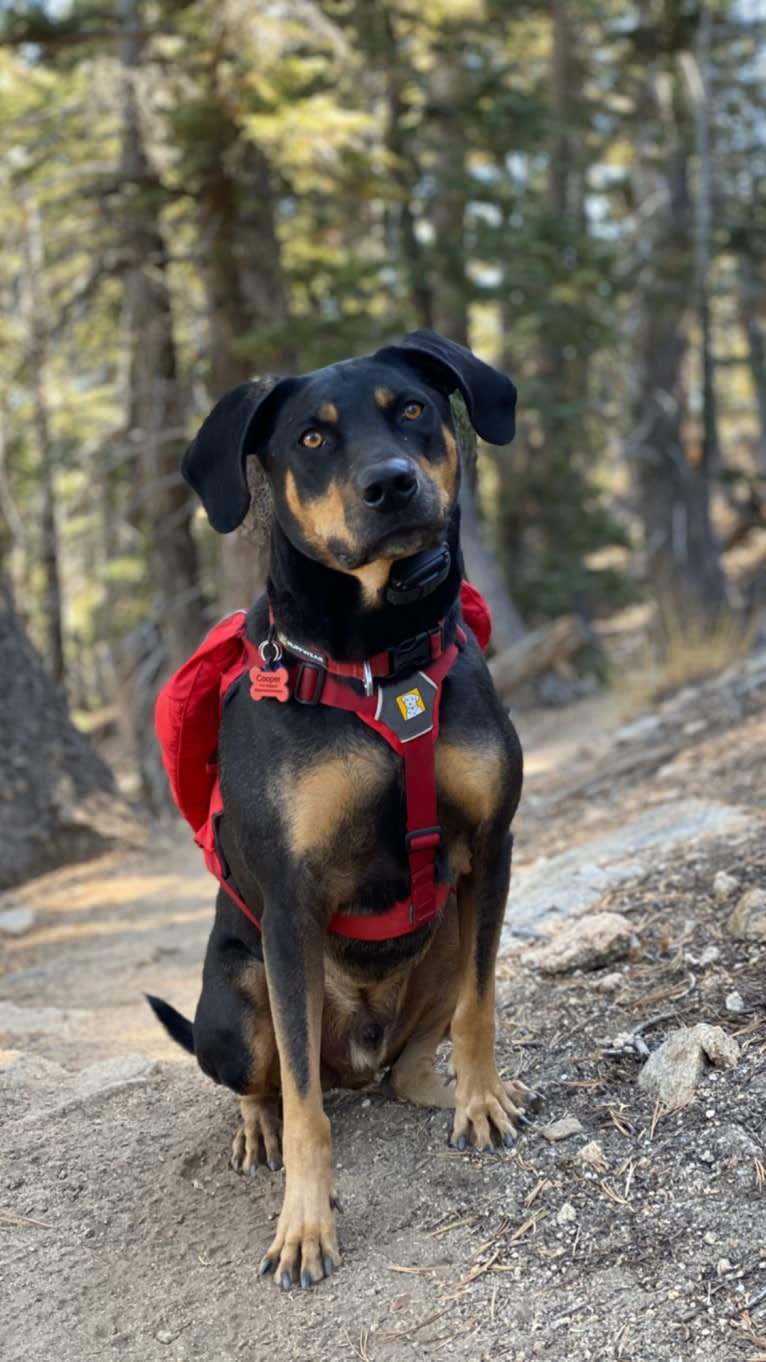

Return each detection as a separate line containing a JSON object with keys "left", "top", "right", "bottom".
{"left": 318, "top": 402, "right": 338, "bottom": 423}
{"left": 231, "top": 1096, "right": 283, "bottom": 1173}
{"left": 374, "top": 386, "right": 395, "bottom": 408}
{"left": 436, "top": 741, "right": 504, "bottom": 826}
{"left": 286, "top": 749, "right": 389, "bottom": 857}
{"left": 386, "top": 903, "right": 459, "bottom": 1107}
{"left": 389, "top": 1028, "right": 456, "bottom": 1108}
{"left": 450, "top": 861, "right": 525, "bottom": 1150}
{"left": 240, "top": 959, "right": 280, "bottom": 1083}
{"left": 230, "top": 961, "right": 283, "bottom": 1173}
{"left": 260, "top": 939, "right": 339, "bottom": 1289}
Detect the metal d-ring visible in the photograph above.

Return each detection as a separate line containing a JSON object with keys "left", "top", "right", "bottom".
{"left": 362, "top": 660, "right": 374, "bottom": 697}
{"left": 258, "top": 636, "right": 283, "bottom": 667}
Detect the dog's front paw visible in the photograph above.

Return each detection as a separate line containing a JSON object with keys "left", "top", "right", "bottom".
{"left": 451, "top": 1072, "right": 534, "bottom": 1151}
{"left": 231, "top": 1096, "right": 282, "bottom": 1173}
{"left": 258, "top": 1177, "right": 340, "bottom": 1290}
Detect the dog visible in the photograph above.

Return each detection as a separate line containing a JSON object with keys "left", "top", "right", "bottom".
{"left": 148, "top": 329, "right": 530, "bottom": 1290}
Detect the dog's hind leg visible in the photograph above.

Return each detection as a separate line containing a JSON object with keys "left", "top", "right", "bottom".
{"left": 231, "top": 1094, "right": 282, "bottom": 1173}
{"left": 192, "top": 918, "right": 283, "bottom": 1174}
{"left": 227, "top": 960, "right": 282, "bottom": 1173}
{"left": 386, "top": 898, "right": 459, "bottom": 1109}
{"left": 387, "top": 1025, "right": 456, "bottom": 1108}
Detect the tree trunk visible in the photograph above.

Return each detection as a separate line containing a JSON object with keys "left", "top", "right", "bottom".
{"left": 427, "top": 52, "right": 469, "bottom": 345}
{"left": 376, "top": 3, "right": 433, "bottom": 329}
{"left": 195, "top": 99, "right": 293, "bottom": 610}
{"left": 118, "top": 0, "right": 202, "bottom": 671}
{"left": 20, "top": 195, "right": 65, "bottom": 686}
{"left": 681, "top": 6, "right": 721, "bottom": 472}
{"left": 452, "top": 397, "right": 527, "bottom": 648}
{"left": 737, "top": 253, "right": 766, "bottom": 476}
{"left": 118, "top": 0, "right": 205, "bottom": 809}
{"left": 625, "top": 71, "right": 728, "bottom": 633}
{"left": 0, "top": 575, "right": 139, "bottom": 890}
{"left": 539, "top": 0, "right": 587, "bottom": 438}
{"left": 489, "top": 615, "right": 589, "bottom": 699}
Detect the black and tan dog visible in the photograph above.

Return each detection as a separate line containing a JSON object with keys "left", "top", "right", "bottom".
{"left": 148, "top": 329, "right": 531, "bottom": 1290}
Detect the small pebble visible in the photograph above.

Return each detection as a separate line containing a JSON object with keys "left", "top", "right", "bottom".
{"left": 728, "top": 887, "right": 766, "bottom": 942}
{"left": 541, "top": 1116, "right": 584, "bottom": 1142}
{"left": 725, "top": 991, "right": 745, "bottom": 1014}
{"left": 594, "top": 971, "right": 623, "bottom": 993}
{"left": 712, "top": 871, "right": 739, "bottom": 903}
{"left": 683, "top": 719, "right": 707, "bottom": 736}
{"left": 0, "top": 907, "right": 35, "bottom": 936}
{"left": 699, "top": 945, "right": 720, "bottom": 966}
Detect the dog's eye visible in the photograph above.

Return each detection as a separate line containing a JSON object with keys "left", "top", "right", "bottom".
{"left": 300, "top": 430, "right": 325, "bottom": 449}
{"left": 402, "top": 401, "right": 424, "bottom": 421}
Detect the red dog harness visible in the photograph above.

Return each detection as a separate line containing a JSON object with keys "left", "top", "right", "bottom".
{"left": 155, "top": 583, "right": 491, "bottom": 942}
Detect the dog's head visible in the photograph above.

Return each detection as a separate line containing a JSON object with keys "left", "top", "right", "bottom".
{"left": 183, "top": 330, "right": 516, "bottom": 593}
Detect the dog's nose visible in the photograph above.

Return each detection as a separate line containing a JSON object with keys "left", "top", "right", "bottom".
{"left": 358, "top": 459, "right": 418, "bottom": 512}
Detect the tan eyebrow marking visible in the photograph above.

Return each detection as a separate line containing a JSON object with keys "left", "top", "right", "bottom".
{"left": 374, "top": 386, "right": 395, "bottom": 409}
{"left": 318, "top": 402, "right": 338, "bottom": 423}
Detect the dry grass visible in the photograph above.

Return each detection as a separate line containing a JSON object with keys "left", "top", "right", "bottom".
{"left": 613, "top": 607, "right": 761, "bottom": 708}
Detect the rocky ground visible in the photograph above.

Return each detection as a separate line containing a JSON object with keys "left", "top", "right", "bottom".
{"left": 1, "top": 647, "right": 765, "bottom": 1362}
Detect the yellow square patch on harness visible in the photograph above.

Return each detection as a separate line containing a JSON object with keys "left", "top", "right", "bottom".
{"left": 396, "top": 688, "right": 426, "bottom": 721}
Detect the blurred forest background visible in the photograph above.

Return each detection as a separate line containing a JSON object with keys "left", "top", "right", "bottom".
{"left": 1, "top": 0, "right": 766, "bottom": 884}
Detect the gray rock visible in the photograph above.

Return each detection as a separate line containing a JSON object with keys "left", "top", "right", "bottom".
{"left": 521, "top": 912, "right": 635, "bottom": 975}
{"left": 725, "top": 991, "right": 745, "bottom": 1014}
{"left": 540, "top": 1116, "right": 584, "bottom": 1142}
{"left": 638, "top": 1025, "right": 740, "bottom": 1111}
{"left": 615, "top": 715, "right": 661, "bottom": 745}
{"left": 0, "top": 1001, "right": 89, "bottom": 1037}
{"left": 504, "top": 800, "right": 761, "bottom": 945}
{"left": 73, "top": 1055, "right": 157, "bottom": 1099}
{"left": 727, "top": 887, "right": 766, "bottom": 942}
{"left": 0, "top": 907, "right": 35, "bottom": 936}
{"left": 594, "top": 971, "right": 623, "bottom": 992}
{"left": 575, "top": 1140, "right": 609, "bottom": 1172}
{"left": 712, "top": 871, "right": 739, "bottom": 903}
{"left": 0, "top": 1050, "right": 69, "bottom": 1089}
{"left": 698, "top": 945, "right": 721, "bottom": 966}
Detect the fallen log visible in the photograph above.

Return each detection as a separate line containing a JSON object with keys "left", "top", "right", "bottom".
{"left": 488, "top": 613, "right": 591, "bottom": 699}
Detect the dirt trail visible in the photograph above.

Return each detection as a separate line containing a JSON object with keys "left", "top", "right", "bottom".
{"left": 2, "top": 653, "right": 766, "bottom": 1362}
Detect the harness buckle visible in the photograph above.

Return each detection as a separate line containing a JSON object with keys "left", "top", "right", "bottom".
{"left": 295, "top": 662, "right": 326, "bottom": 705}
{"left": 389, "top": 630, "right": 436, "bottom": 676}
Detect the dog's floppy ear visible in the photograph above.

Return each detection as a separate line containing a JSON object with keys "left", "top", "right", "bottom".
{"left": 182, "top": 377, "right": 297, "bottom": 533}
{"left": 374, "top": 329, "right": 516, "bottom": 446}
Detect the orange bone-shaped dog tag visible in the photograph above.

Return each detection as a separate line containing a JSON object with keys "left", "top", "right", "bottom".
{"left": 249, "top": 666, "right": 290, "bottom": 702}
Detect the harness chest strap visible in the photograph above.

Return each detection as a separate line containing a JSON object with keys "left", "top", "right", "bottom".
{"left": 215, "top": 629, "right": 464, "bottom": 941}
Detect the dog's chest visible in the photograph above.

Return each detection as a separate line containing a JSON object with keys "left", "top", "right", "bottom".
{"left": 278, "top": 720, "right": 507, "bottom": 884}
{"left": 222, "top": 667, "right": 512, "bottom": 896}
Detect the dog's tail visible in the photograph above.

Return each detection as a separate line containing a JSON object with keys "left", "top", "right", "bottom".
{"left": 145, "top": 994, "right": 195, "bottom": 1055}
